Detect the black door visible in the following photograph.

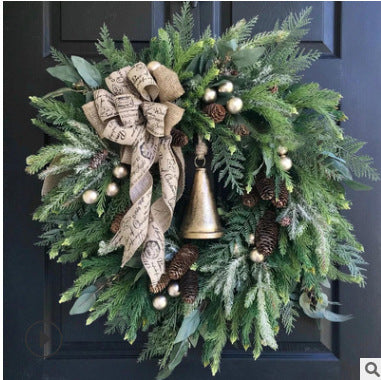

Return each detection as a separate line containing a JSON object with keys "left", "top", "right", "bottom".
{"left": 4, "top": 2, "right": 381, "bottom": 379}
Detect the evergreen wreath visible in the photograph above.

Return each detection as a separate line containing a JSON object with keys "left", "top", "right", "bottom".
{"left": 26, "top": 4, "right": 379, "bottom": 378}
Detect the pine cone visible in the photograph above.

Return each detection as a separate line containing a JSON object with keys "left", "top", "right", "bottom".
{"left": 255, "top": 171, "right": 275, "bottom": 200}
{"left": 280, "top": 216, "right": 291, "bottom": 227}
{"left": 232, "top": 124, "right": 250, "bottom": 136}
{"left": 269, "top": 85, "right": 278, "bottom": 94}
{"left": 168, "top": 244, "right": 199, "bottom": 280}
{"left": 271, "top": 181, "right": 289, "bottom": 208}
{"left": 180, "top": 270, "right": 198, "bottom": 304}
{"left": 89, "top": 150, "right": 109, "bottom": 169}
{"left": 242, "top": 187, "right": 260, "bottom": 208}
{"left": 255, "top": 210, "right": 279, "bottom": 256}
{"left": 171, "top": 128, "right": 189, "bottom": 147}
{"left": 203, "top": 103, "right": 226, "bottom": 123}
{"left": 149, "top": 272, "right": 170, "bottom": 294}
{"left": 110, "top": 208, "right": 129, "bottom": 234}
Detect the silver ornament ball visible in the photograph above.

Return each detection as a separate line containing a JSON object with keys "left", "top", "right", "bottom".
{"left": 218, "top": 81, "right": 234, "bottom": 93}
{"left": 249, "top": 233, "right": 255, "bottom": 246}
{"left": 152, "top": 295, "right": 168, "bottom": 310}
{"left": 82, "top": 189, "right": 99, "bottom": 204}
{"left": 249, "top": 248, "right": 265, "bottom": 263}
{"left": 147, "top": 61, "right": 161, "bottom": 72}
{"left": 233, "top": 243, "right": 240, "bottom": 255}
{"left": 113, "top": 165, "right": 128, "bottom": 179}
{"left": 279, "top": 156, "right": 293, "bottom": 171}
{"left": 277, "top": 146, "right": 288, "bottom": 156}
{"left": 226, "top": 97, "right": 243, "bottom": 114}
{"left": 106, "top": 182, "right": 119, "bottom": 197}
{"left": 203, "top": 88, "right": 217, "bottom": 103}
{"left": 167, "top": 282, "right": 181, "bottom": 297}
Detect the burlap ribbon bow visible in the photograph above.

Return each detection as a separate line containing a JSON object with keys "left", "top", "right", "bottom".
{"left": 82, "top": 62, "right": 186, "bottom": 286}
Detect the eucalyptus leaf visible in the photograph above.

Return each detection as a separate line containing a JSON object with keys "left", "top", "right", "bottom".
{"left": 174, "top": 309, "right": 201, "bottom": 344}
{"left": 47, "top": 65, "right": 80, "bottom": 84}
{"left": 156, "top": 340, "right": 189, "bottom": 380}
{"left": 320, "top": 278, "right": 331, "bottom": 288}
{"left": 134, "top": 268, "right": 146, "bottom": 283}
{"left": 81, "top": 285, "right": 97, "bottom": 294}
{"left": 43, "top": 87, "right": 79, "bottom": 99}
{"left": 168, "top": 340, "right": 189, "bottom": 370}
{"left": 326, "top": 157, "right": 353, "bottom": 180}
{"left": 69, "top": 288, "right": 96, "bottom": 315}
{"left": 231, "top": 47, "right": 265, "bottom": 70}
{"left": 323, "top": 310, "right": 352, "bottom": 322}
{"left": 71, "top": 56, "right": 102, "bottom": 88}
{"left": 125, "top": 252, "right": 143, "bottom": 268}
{"left": 322, "top": 151, "right": 347, "bottom": 164}
{"left": 216, "top": 39, "right": 238, "bottom": 56}
{"left": 344, "top": 180, "right": 372, "bottom": 191}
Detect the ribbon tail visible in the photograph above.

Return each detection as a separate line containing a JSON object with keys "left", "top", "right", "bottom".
{"left": 111, "top": 134, "right": 159, "bottom": 267}
{"left": 172, "top": 146, "right": 185, "bottom": 201}
{"left": 142, "top": 137, "right": 180, "bottom": 286}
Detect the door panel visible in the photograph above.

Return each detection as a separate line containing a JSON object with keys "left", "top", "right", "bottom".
{"left": 4, "top": 2, "right": 381, "bottom": 380}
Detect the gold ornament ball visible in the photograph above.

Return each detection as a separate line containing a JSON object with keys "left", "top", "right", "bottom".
{"left": 106, "top": 182, "right": 119, "bottom": 197}
{"left": 113, "top": 165, "right": 128, "bottom": 179}
{"left": 233, "top": 243, "right": 240, "bottom": 255}
{"left": 147, "top": 61, "right": 161, "bottom": 72}
{"left": 167, "top": 282, "right": 181, "bottom": 297}
{"left": 218, "top": 81, "right": 234, "bottom": 93}
{"left": 152, "top": 295, "right": 168, "bottom": 310}
{"left": 277, "top": 146, "right": 288, "bottom": 156}
{"left": 249, "top": 248, "right": 265, "bottom": 263}
{"left": 203, "top": 88, "right": 217, "bottom": 103}
{"left": 226, "top": 97, "right": 243, "bottom": 114}
{"left": 279, "top": 155, "right": 293, "bottom": 171}
{"left": 82, "top": 189, "right": 99, "bottom": 204}
{"left": 249, "top": 233, "right": 255, "bottom": 246}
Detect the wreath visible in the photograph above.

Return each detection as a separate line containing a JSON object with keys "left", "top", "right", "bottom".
{"left": 26, "top": 4, "right": 379, "bottom": 378}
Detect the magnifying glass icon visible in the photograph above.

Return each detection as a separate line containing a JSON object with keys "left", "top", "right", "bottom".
{"left": 366, "top": 362, "right": 381, "bottom": 377}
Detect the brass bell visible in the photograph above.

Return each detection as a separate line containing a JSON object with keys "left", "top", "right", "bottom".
{"left": 181, "top": 167, "right": 224, "bottom": 239}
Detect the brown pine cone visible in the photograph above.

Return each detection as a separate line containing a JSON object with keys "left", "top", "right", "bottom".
{"left": 269, "top": 85, "right": 278, "bottom": 94}
{"left": 168, "top": 244, "right": 199, "bottom": 280}
{"left": 110, "top": 208, "right": 129, "bottom": 234}
{"left": 242, "top": 187, "right": 260, "bottom": 208}
{"left": 271, "top": 181, "right": 289, "bottom": 208}
{"left": 255, "top": 170, "right": 275, "bottom": 200}
{"left": 149, "top": 272, "right": 171, "bottom": 294}
{"left": 232, "top": 124, "right": 250, "bottom": 136}
{"left": 203, "top": 103, "right": 226, "bottom": 123}
{"left": 255, "top": 210, "right": 279, "bottom": 256}
{"left": 180, "top": 270, "right": 198, "bottom": 304}
{"left": 89, "top": 150, "right": 109, "bottom": 169}
{"left": 171, "top": 128, "right": 189, "bottom": 147}
{"left": 280, "top": 216, "right": 291, "bottom": 227}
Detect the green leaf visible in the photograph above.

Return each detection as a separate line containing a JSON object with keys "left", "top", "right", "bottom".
{"left": 69, "top": 286, "right": 97, "bottom": 315}
{"left": 134, "top": 268, "right": 146, "bottom": 283}
{"left": 43, "top": 87, "right": 79, "bottom": 99}
{"left": 231, "top": 47, "right": 265, "bottom": 70}
{"left": 326, "top": 157, "right": 352, "bottom": 180}
{"left": 47, "top": 65, "right": 80, "bottom": 84}
{"left": 81, "top": 285, "right": 97, "bottom": 294}
{"left": 174, "top": 309, "right": 201, "bottom": 344}
{"left": 157, "top": 340, "right": 189, "bottom": 380}
{"left": 323, "top": 310, "right": 352, "bottom": 322}
{"left": 71, "top": 56, "right": 102, "bottom": 88}
{"left": 344, "top": 180, "right": 372, "bottom": 191}
{"left": 216, "top": 39, "right": 238, "bottom": 56}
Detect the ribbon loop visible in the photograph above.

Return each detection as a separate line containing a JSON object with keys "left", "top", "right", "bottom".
{"left": 141, "top": 102, "right": 168, "bottom": 137}
{"left": 128, "top": 62, "right": 159, "bottom": 101}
